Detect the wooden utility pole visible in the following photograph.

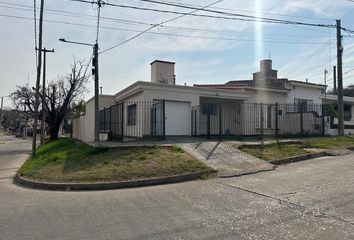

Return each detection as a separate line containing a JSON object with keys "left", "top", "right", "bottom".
{"left": 0, "top": 97, "right": 3, "bottom": 118}
{"left": 32, "top": 0, "right": 45, "bottom": 158}
{"left": 37, "top": 48, "right": 54, "bottom": 146}
{"left": 333, "top": 66, "right": 337, "bottom": 94}
{"left": 93, "top": 43, "right": 100, "bottom": 142}
{"left": 336, "top": 19, "right": 344, "bottom": 136}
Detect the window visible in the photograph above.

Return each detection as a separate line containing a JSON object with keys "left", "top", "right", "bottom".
{"left": 127, "top": 104, "right": 137, "bottom": 125}
{"left": 294, "top": 99, "right": 314, "bottom": 112}
{"left": 333, "top": 104, "right": 352, "bottom": 121}
{"left": 201, "top": 103, "right": 217, "bottom": 115}
{"left": 344, "top": 104, "right": 352, "bottom": 121}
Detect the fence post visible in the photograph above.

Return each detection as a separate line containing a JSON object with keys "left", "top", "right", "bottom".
{"left": 121, "top": 102, "right": 124, "bottom": 142}
{"left": 195, "top": 108, "right": 197, "bottom": 136}
{"left": 162, "top": 99, "right": 166, "bottom": 141}
{"left": 275, "top": 103, "right": 279, "bottom": 139}
{"left": 322, "top": 104, "right": 326, "bottom": 136}
{"left": 109, "top": 107, "right": 112, "bottom": 134}
{"left": 103, "top": 107, "right": 106, "bottom": 133}
{"left": 260, "top": 103, "right": 264, "bottom": 147}
{"left": 300, "top": 102, "right": 304, "bottom": 137}
{"left": 219, "top": 102, "right": 222, "bottom": 140}
{"left": 207, "top": 105, "right": 211, "bottom": 139}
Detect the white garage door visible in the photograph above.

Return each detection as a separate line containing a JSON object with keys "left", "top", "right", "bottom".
{"left": 165, "top": 101, "right": 190, "bottom": 136}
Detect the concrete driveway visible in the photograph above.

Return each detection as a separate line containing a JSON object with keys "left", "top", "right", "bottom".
{"left": 1, "top": 133, "right": 354, "bottom": 240}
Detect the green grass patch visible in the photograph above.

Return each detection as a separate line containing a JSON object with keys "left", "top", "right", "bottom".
{"left": 239, "top": 143, "right": 309, "bottom": 161}
{"left": 239, "top": 135, "right": 354, "bottom": 161}
{"left": 19, "top": 138, "right": 214, "bottom": 183}
{"left": 302, "top": 135, "right": 354, "bottom": 149}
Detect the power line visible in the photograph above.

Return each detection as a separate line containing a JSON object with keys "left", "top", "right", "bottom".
{"left": 114, "top": 0, "right": 333, "bottom": 21}
{"left": 0, "top": 13, "right": 334, "bottom": 45}
{"left": 0, "top": 3, "right": 337, "bottom": 41}
{"left": 343, "top": 68, "right": 354, "bottom": 75}
{"left": 100, "top": 0, "right": 224, "bottom": 53}
{"left": 291, "top": 55, "right": 337, "bottom": 79}
{"left": 282, "top": 39, "right": 332, "bottom": 76}
{"left": 67, "top": 0, "right": 338, "bottom": 29}
{"left": 1, "top": 3, "right": 337, "bottom": 41}
{"left": 107, "top": 0, "right": 335, "bottom": 28}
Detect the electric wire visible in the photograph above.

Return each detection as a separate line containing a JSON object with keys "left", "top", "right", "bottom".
{"left": 113, "top": 0, "right": 333, "bottom": 21}
{"left": 0, "top": 2, "right": 338, "bottom": 40}
{"left": 100, "top": 0, "right": 224, "bottom": 53}
{"left": 66, "top": 0, "right": 338, "bottom": 29}
{"left": 282, "top": 39, "right": 332, "bottom": 77}
{"left": 0, "top": 13, "right": 334, "bottom": 45}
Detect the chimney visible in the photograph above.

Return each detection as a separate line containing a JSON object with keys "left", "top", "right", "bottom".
{"left": 150, "top": 60, "right": 176, "bottom": 85}
{"left": 253, "top": 59, "right": 278, "bottom": 81}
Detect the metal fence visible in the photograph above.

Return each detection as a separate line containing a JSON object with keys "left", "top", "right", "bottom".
{"left": 100, "top": 100, "right": 165, "bottom": 141}
{"left": 100, "top": 100, "right": 326, "bottom": 142}
{"left": 192, "top": 102, "right": 325, "bottom": 140}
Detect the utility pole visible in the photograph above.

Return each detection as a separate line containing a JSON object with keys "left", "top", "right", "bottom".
{"left": 93, "top": 43, "right": 100, "bottom": 142}
{"left": 0, "top": 97, "right": 3, "bottom": 130}
{"left": 0, "top": 97, "right": 3, "bottom": 118}
{"left": 32, "top": 0, "right": 45, "bottom": 158}
{"left": 336, "top": 19, "right": 344, "bottom": 136}
{"left": 59, "top": 38, "right": 99, "bottom": 142}
{"left": 333, "top": 66, "right": 337, "bottom": 94}
{"left": 324, "top": 68, "right": 328, "bottom": 100}
{"left": 37, "top": 47, "right": 54, "bottom": 146}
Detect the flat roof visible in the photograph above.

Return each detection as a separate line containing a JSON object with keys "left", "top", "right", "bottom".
{"left": 150, "top": 60, "right": 175, "bottom": 65}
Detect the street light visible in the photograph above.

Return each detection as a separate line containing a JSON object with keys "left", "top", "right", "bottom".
{"left": 59, "top": 38, "right": 100, "bottom": 142}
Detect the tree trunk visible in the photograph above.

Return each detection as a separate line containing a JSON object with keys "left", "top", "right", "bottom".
{"left": 49, "top": 121, "right": 61, "bottom": 140}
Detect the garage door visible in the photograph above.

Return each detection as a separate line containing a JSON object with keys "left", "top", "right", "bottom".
{"left": 165, "top": 101, "right": 190, "bottom": 136}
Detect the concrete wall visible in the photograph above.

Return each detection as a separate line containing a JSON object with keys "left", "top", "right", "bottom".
{"left": 246, "top": 90, "right": 288, "bottom": 104}
{"left": 72, "top": 95, "right": 114, "bottom": 142}
{"left": 288, "top": 84, "right": 323, "bottom": 104}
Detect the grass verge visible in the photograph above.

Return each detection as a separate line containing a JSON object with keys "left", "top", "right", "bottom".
{"left": 239, "top": 136, "right": 354, "bottom": 161}
{"left": 19, "top": 138, "right": 214, "bottom": 183}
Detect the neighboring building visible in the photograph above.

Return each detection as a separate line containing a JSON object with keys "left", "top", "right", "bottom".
{"left": 322, "top": 94, "right": 354, "bottom": 135}
{"left": 72, "top": 59, "right": 351, "bottom": 143}
{"left": 195, "top": 59, "right": 326, "bottom": 105}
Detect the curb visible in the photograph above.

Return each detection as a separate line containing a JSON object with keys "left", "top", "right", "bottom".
{"left": 269, "top": 151, "right": 328, "bottom": 165}
{"left": 14, "top": 171, "right": 213, "bottom": 191}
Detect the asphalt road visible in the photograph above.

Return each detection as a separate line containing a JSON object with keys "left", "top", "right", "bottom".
{"left": 1, "top": 133, "right": 354, "bottom": 240}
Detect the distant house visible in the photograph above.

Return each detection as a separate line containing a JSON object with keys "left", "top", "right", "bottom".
{"left": 72, "top": 59, "right": 353, "bottom": 143}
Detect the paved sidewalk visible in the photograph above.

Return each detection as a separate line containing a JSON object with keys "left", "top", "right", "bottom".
{"left": 179, "top": 140, "right": 275, "bottom": 177}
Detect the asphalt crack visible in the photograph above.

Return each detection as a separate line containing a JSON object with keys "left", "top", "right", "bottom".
{"left": 215, "top": 181, "right": 354, "bottom": 226}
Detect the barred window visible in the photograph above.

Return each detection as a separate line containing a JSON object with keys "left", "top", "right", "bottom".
{"left": 201, "top": 103, "right": 217, "bottom": 115}
{"left": 127, "top": 104, "right": 137, "bottom": 125}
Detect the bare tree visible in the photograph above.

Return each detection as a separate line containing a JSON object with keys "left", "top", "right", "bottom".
{"left": 11, "top": 60, "right": 89, "bottom": 140}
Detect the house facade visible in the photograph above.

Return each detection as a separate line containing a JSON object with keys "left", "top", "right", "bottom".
{"left": 72, "top": 59, "right": 351, "bottom": 143}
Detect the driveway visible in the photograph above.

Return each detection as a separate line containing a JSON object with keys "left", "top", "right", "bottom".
{"left": 1, "top": 133, "right": 354, "bottom": 240}
{"left": 179, "top": 140, "right": 275, "bottom": 177}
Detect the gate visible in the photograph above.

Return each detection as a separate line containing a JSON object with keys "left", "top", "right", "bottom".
{"left": 99, "top": 100, "right": 166, "bottom": 141}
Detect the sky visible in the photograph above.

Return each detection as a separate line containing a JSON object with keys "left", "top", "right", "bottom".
{"left": 1, "top": 0, "right": 354, "bottom": 107}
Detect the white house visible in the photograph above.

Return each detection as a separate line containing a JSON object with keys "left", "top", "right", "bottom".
{"left": 72, "top": 59, "right": 352, "bottom": 143}
{"left": 73, "top": 60, "right": 251, "bottom": 142}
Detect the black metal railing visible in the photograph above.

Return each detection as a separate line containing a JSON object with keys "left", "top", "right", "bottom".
{"left": 100, "top": 100, "right": 165, "bottom": 142}
{"left": 100, "top": 100, "right": 326, "bottom": 142}
{"left": 192, "top": 102, "right": 325, "bottom": 140}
